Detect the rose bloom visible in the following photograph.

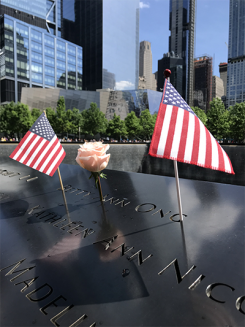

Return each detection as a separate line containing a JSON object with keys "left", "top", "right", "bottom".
{"left": 76, "top": 142, "right": 110, "bottom": 172}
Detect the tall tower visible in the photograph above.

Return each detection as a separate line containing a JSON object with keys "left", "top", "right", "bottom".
{"left": 62, "top": 0, "right": 140, "bottom": 91}
{"left": 169, "top": 0, "right": 195, "bottom": 106}
{"left": 226, "top": 0, "right": 245, "bottom": 107}
{"left": 139, "top": 41, "right": 153, "bottom": 89}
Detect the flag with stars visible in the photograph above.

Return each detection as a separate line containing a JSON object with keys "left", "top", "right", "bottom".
{"left": 149, "top": 79, "right": 234, "bottom": 174}
{"left": 10, "top": 112, "right": 66, "bottom": 176}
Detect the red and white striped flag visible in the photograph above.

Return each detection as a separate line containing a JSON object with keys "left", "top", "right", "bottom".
{"left": 149, "top": 80, "right": 234, "bottom": 174}
{"left": 10, "top": 113, "right": 66, "bottom": 176}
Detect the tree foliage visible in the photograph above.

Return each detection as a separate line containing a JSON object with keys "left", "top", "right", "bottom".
{"left": 139, "top": 109, "right": 156, "bottom": 139}
{"left": 106, "top": 114, "right": 127, "bottom": 140}
{"left": 228, "top": 102, "right": 245, "bottom": 142}
{"left": 1, "top": 96, "right": 245, "bottom": 142}
{"left": 81, "top": 102, "right": 108, "bottom": 136}
{"left": 124, "top": 111, "right": 141, "bottom": 139}
{"left": 0, "top": 102, "right": 33, "bottom": 135}
{"left": 206, "top": 98, "right": 230, "bottom": 140}
{"left": 191, "top": 106, "right": 207, "bottom": 125}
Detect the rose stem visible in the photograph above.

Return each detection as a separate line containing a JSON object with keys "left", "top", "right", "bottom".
{"left": 97, "top": 176, "right": 103, "bottom": 202}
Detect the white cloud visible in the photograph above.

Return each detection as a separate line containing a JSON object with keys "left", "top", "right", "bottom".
{"left": 139, "top": 1, "right": 150, "bottom": 9}
{"left": 115, "top": 81, "right": 134, "bottom": 90}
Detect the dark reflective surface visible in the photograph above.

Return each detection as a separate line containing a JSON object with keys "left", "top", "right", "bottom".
{"left": 0, "top": 160, "right": 244, "bottom": 326}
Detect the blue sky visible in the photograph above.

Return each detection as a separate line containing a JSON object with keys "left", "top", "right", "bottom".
{"left": 139, "top": 0, "right": 229, "bottom": 77}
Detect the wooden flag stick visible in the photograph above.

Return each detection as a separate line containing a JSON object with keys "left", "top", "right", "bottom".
{"left": 164, "top": 70, "right": 184, "bottom": 222}
{"left": 44, "top": 110, "right": 70, "bottom": 221}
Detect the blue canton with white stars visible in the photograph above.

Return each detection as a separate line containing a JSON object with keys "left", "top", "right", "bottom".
{"left": 30, "top": 112, "right": 55, "bottom": 141}
{"left": 163, "top": 81, "right": 195, "bottom": 115}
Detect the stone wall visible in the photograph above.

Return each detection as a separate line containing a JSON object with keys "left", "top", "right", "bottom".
{"left": 1, "top": 143, "right": 244, "bottom": 186}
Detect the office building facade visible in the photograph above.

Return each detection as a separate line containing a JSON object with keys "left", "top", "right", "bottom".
{"left": 139, "top": 41, "right": 153, "bottom": 90}
{"left": 219, "top": 62, "right": 227, "bottom": 96}
{"left": 168, "top": 0, "right": 195, "bottom": 105}
{"left": 157, "top": 52, "right": 183, "bottom": 94}
{"left": 0, "top": 14, "right": 82, "bottom": 104}
{"left": 21, "top": 87, "right": 162, "bottom": 120}
{"left": 62, "top": 0, "right": 139, "bottom": 91}
{"left": 193, "top": 56, "right": 212, "bottom": 112}
{"left": 0, "top": 1, "right": 83, "bottom": 104}
{"left": 226, "top": 0, "right": 245, "bottom": 107}
{"left": 212, "top": 76, "right": 224, "bottom": 100}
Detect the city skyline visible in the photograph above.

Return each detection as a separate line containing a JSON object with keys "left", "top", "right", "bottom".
{"left": 139, "top": 0, "right": 229, "bottom": 77}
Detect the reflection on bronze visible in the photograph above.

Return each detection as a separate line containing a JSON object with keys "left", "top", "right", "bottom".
{"left": 40, "top": 295, "right": 67, "bottom": 315}
{"left": 28, "top": 205, "right": 40, "bottom": 215}
{"left": 104, "top": 197, "right": 119, "bottom": 204}
{"left": 8, "top": 172, "right": 21, "bottom": 177}
{"left": 83, "top": 192, "right": 92, "bottom": 197}
{"left": 53, "top": 219, "right": 67, "bottom": 227}
{"left": 115, "top": 200, "right": 131, "bottom": 207}
{"left": 60, "top": 221, "right": 77, "bottom": 230}
{"left": 1, "top": 170, "right": 14, "bottom": 176}
{"left": 122, "top": 269, "right": 130, "bottom": 277}
{"left": 70, "top": 189, "right": 79, "bottom": 193}
{"left": 0, "top": 256, "right": 98, "bottom": 327}
{"left": 206, "top": 283, "right": 235, "bottom": 303}
{"left": 128, "top": 250, "right": 153, "bottom": 266}
{"left": 45, "top": 215, "right": 62, "bottom": 224}
{"left": 158, "top": 258, "right": 196, "bottom": 284}
{"left": 188, "top": 275, "right": 205, "bottom": 290}
{"left": 50, "top": 305, "right": 74, "bottom": 327}
{"left": 26, "top": 283, "right": 53, "bottom": 302}
{"left": 111, "top": 243, "right": 134, "bottom": 256}
{"left": 75, "top": 228, "right": 95, "bottom": 238}
{"left": 34, "top": 211, "right": 46, "bottom": 218}
{"left": 135, "top": 203, "right": 156, "bottom": 213}
{"left": 169, "top": 213, "right": 188, "bottom": 223}
{"left": 9, "top": 265, "right": 36, "bottom": 282}
{"left": 19, "top": 175, "right": 30, "bottom": 180}
{"left": 67, "top": 223, "right": 84, "bottom": 234}
{"left": 15, "top": 277, "right": 39, "bottom": 293}
{"left": 39, "top": 212, "right": 54, "bottom": 220}
{"left": 76, "top": 190, "right": 87, "bottom": 195}
{"left": 0, "top": 193, "right": 10, "bottom": 201}
{"left": 57, "top": 185, "right": 71, "bottom": 191}
{"left": 0, "top": 258, "right": 26, "bottom": 276}
{"left": 152, "top": 209, "right": 171, "bottom": 218}
{"left": 64, "top": 187, "right": 73, "bottom": 192}
{"left": 26, "top": 177, "right": 38, "bottom": 182}
{"left": 93, "top": 235, "right": 118, "bottom": 250}
{"left": 236, "top": 296, "right": 245, "bottom": 314}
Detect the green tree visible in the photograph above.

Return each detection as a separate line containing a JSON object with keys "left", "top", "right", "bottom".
{"left": 191, "top": 106, "right": 207, "bottom": 125}
{"left": 106, "top": 113, "right": 127, "bottom": 141}
{"left": 81, "top": 102, "right": 108, "bottom": 136}
{"left": 124, "top": 111, "right": 140, "bottom": 139}
{"left": 229, "top": 102, "right": 245, "bottom": 142}
{"left": 31, "top": 108, "right": 42, "bottom": 124}
{"left": 71, "top": 108, "right": 83, "bottom": 135}
{"left": 206, "top": 98, "right": 230, "bottom": 140}
{"left": 0, "top": 105, "right": 7, "bottom": 133}
{"left": 0, "top": 102, "right": 32, "bottom": 135}
{"left": 56, "top": 96, "right": 67, "bottom": 133}
{"left": 45, "top": 107, "right": 57, "bottom": 133}
{"left": 139, "top": 109, "right": 156, "bottom": 140}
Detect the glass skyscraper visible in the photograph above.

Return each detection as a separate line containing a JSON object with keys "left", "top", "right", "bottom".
{"left": 62, "top": 0, "right": 139, "bottom": 91}
{"left": 0, "top": 1, "right": 82, "bottom": 104}
{"left": 226, "top": 0, "right": 245, "bottom": 107}
{"left": 0, "top": 14, "right": 82, "bottom": 103}
{"left": 168, "top": 0, "right": 195, "bottom": 106}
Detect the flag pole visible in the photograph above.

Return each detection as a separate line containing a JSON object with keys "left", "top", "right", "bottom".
{"left": 44, "top": 110, "right": 70, "bottom": 221}
{"left": 164, "top": 69, "right": 183, "bottom": 222}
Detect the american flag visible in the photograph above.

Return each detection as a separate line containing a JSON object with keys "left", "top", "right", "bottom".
{"left": 149, "top": 80, "right": 234, "bottom": 174}
{"left": 10, "top": 112, "right": 66, "bottom": 176}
